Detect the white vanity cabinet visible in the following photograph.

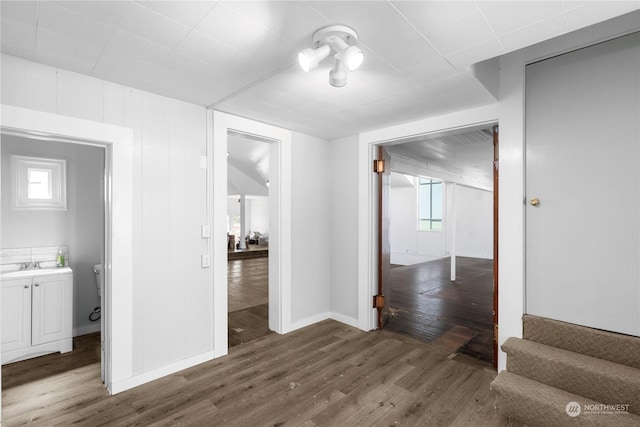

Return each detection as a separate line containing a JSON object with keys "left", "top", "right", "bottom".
{"left": 1, "top": 268, "right": 73, "bottom": 365}
{"left": 1, "top": 278, "right": 32, "bottom": 353}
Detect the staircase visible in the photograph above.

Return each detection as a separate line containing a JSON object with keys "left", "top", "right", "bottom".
{"left": 491, "top": 315, "right": 640, "bottom": 426}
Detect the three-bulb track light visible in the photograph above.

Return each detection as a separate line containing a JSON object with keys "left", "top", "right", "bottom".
{"left": 298, "top": 25, "right": 364, "bottom": 87}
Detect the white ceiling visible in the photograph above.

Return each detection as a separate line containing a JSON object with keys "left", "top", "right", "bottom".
{"left": 386, "top": 127, "right": 494, "bottom": 189}
{"left": 227, "top": 131, "right": 270, "bottom": 196}
{"left": 2, "top": 1, "right": 638, "bottom": 141}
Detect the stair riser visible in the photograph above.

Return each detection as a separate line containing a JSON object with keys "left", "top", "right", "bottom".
{"left": 506, "top": 351, "right": 640, "bottom": 416}
{"left": 523, "top": 315, "right": 640, "bottom": 369}
{"left": 491, "top": 372, "right": 640, "bottom": 427}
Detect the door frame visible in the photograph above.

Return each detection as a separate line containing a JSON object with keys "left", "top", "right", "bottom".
{"left": 210, "top": 110, "right": 292, "bottom": 357}
{"left": 0, "top": 104, "right": 134, "bottom": 394}
{"left": 358, "top": 104, "right": 499, "bottom": 343}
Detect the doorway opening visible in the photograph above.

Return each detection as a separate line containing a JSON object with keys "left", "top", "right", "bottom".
{"left": 211, "top": 110, "right": 293, "bottom": 357}
{"left": 0, "top": 105, "right": 134, "bottom": 399}
{"left": 226, "top": 131, "right": 272, "bottom": 347}
{"left": 373, "top": 124, "right": 498, "bottom": 366}
{"left": 1, "top": 132, "right": 109, "bottom": 402}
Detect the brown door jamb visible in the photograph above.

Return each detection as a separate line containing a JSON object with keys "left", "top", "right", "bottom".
{"left": 492, "top": 124, "right": 499, "bottom": 369}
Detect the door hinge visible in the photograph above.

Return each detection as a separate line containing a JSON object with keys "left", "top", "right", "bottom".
{"left": 493, "top": 323, "right": 498, "bottom": 342}
{"left": 373, "top": 159, "right": 385, "bottom": 174}
{"left": 373, "top": 294, "right": 385, "bottom": 309}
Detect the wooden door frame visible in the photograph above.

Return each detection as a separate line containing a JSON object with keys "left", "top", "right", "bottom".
{"left": 492, "top": 125, "right": 499, "bottom": 369}
{"left": 376, "top": 146, "right": 385, "bottom": 329}
{"left": 374, "top": 146, "right": 391, "bottom": 329}
{"left": 367, "top": 120, "right": 499, "bottom": 366}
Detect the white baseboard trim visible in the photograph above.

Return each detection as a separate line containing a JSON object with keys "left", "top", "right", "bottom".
{"left": 288, "top": 312, "right": 330, "bottom": 332}
{"left": 214, "top": 346, "right": 228, "bottom": 359}
{"left": 2, "top": 339, "right": 72, "bottom": 364}
{"left": 329, "top": 312, "right": 359, "bottom": 329}
{"left": 108, "top": 350, "right": 215, "bottom": 395}
{"left": 390, "top": 253, "right": 445, "bottom": 266}
{"left": 287, "top": 312, "right": 360, "bottom": 333}
{"left": 73, "top": 323, "right": 101, "bottom": 337}
{"left": 456, "top": 253, "right": 493, "bottom": 260}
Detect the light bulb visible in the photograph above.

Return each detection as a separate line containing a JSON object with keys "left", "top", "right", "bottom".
{"left": 342, "top": 45, "right": 364, "bottom": 71}
{"left": 298, "top": 45, "right": 331, "bottom": 72}
{"left": 298, "top": 49, "right": 315, "bottom": 72}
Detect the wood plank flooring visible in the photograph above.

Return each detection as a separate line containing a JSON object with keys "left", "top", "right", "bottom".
{"left": 2, "top": 320, "right": 521, "bottom": 426}
{"left": 228, "top": 257, "right": 272, "bottom": 348}
{"left": 228, "top": 257, "right": 268, "bottom": 313}
{"left": 228, "top": 245, "right": 269, "bottom": 260}
{"left": 1, "top": 256, "right": 508, "bottom": 426}
{"left": 228, "top": 304, "right": 272, "bottom": 348}
{"left": 386, "top": 257, "right": 494, "bottom": 363}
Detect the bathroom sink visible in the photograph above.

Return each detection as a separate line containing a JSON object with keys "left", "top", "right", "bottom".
{"left": 1, "top": 267, "right": 73, "bottom": 279}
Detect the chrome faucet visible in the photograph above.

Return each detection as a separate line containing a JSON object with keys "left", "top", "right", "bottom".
{"left": 19, "top": 262, "right": 33, "bottom": 270}
{"left": 33, "top": 262, "right": 41, "bottom": 269}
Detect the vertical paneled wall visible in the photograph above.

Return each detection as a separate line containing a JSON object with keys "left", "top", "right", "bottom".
{"left": 1, "top": 53, "right": 212, "bottom": 376}
{"left": 328, "top": 135, "right": 360, "bottom": 324}
{"left": 290, "top": 132, "right": 331, "bottom": 327}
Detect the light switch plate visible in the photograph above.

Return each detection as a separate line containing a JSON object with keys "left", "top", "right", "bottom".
{"left": 201, "top": 254, "right": 210, "bottom": 268}
{"left": 201, "top": 225, "right": 210, "bottom": 238}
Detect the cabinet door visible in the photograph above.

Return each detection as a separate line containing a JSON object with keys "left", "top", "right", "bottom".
{"left": 1, "top": 278, "right": 32, "bottom": 352}
{"left": 32, "top": 274, "right": 73, "bottom": 346}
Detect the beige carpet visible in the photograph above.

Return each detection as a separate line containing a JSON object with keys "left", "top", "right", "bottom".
{"left": 491, "top": 315, "right": 640, "bottom": 426}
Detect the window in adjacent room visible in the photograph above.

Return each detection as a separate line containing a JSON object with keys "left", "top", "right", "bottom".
{"left": 418, "top": 177, "right": 442, "bottom": 231}
{"left": 12, "top": 155, "right": 67, "bottom": 210}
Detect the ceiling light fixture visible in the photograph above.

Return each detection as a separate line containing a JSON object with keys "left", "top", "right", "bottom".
{"left": 298, "top": 25, "right": 364, "bottom": 87}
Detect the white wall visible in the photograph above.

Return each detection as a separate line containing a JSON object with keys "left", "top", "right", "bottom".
{"left": 389, "top": 177, "right": 446, "bottom": 265}
{"left": 227, "top": 196, "right": 269, "bottom": 238}
{"left": 328, "top": 135, "right": 360, "bottom": 326}
{"left": 454, "top": 185, "right": 493, "bottom": 259}
{"left": 1, "top": 135, "right": 104, "bottom": 336}
{"left": 1, "top": 53, "right": 213, "bottom": 384}
{"left": 248, "top": 196, "right": 269, "bottom": 235}
{"left": 389, "top": 176, "right": 493, "bottom": 266}
{"left": 227, "top": 197, "right": 240, "bottom": 218}
{"left": 290, "top": 131, "right": 331, "bottom": 328}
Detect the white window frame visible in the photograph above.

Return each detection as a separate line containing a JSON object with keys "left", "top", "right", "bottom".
{"left": 12, "top": 155, "right": 67, "bottom": 210}
{"left": 417, "top": 177, "right": 443, "bottom": 231}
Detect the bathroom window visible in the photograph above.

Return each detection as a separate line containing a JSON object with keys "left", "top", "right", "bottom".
{"left": 12, "top": 155, "right": 67, "bottom": 210}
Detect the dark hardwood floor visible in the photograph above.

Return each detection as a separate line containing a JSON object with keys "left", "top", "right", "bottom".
{"left": 228, "top": 244, "right": 269, "bottom": 260}
{"left": 386, "top": 256, "right": 494, "bottom": 363}
{"left": 228, "top": 304, "right": 272, "bottom": 348}
{"left": 2, "top": 320, "right": 520, "bottom": 426}
{"left": 228, "top": 257, "right": 272, "bottom": 348}
{"left": 228, "top": 257, "right": 269, "bottom": 312}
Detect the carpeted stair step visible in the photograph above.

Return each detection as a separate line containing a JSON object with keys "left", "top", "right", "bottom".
{"left": 523, "top": 315, "right": 640, "bottom": 369}
{"left": 502, "top": 337, "right": 640, "bottom": 416}
{"left": 491, "top": 371, "right": 640, "bottom": 427}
